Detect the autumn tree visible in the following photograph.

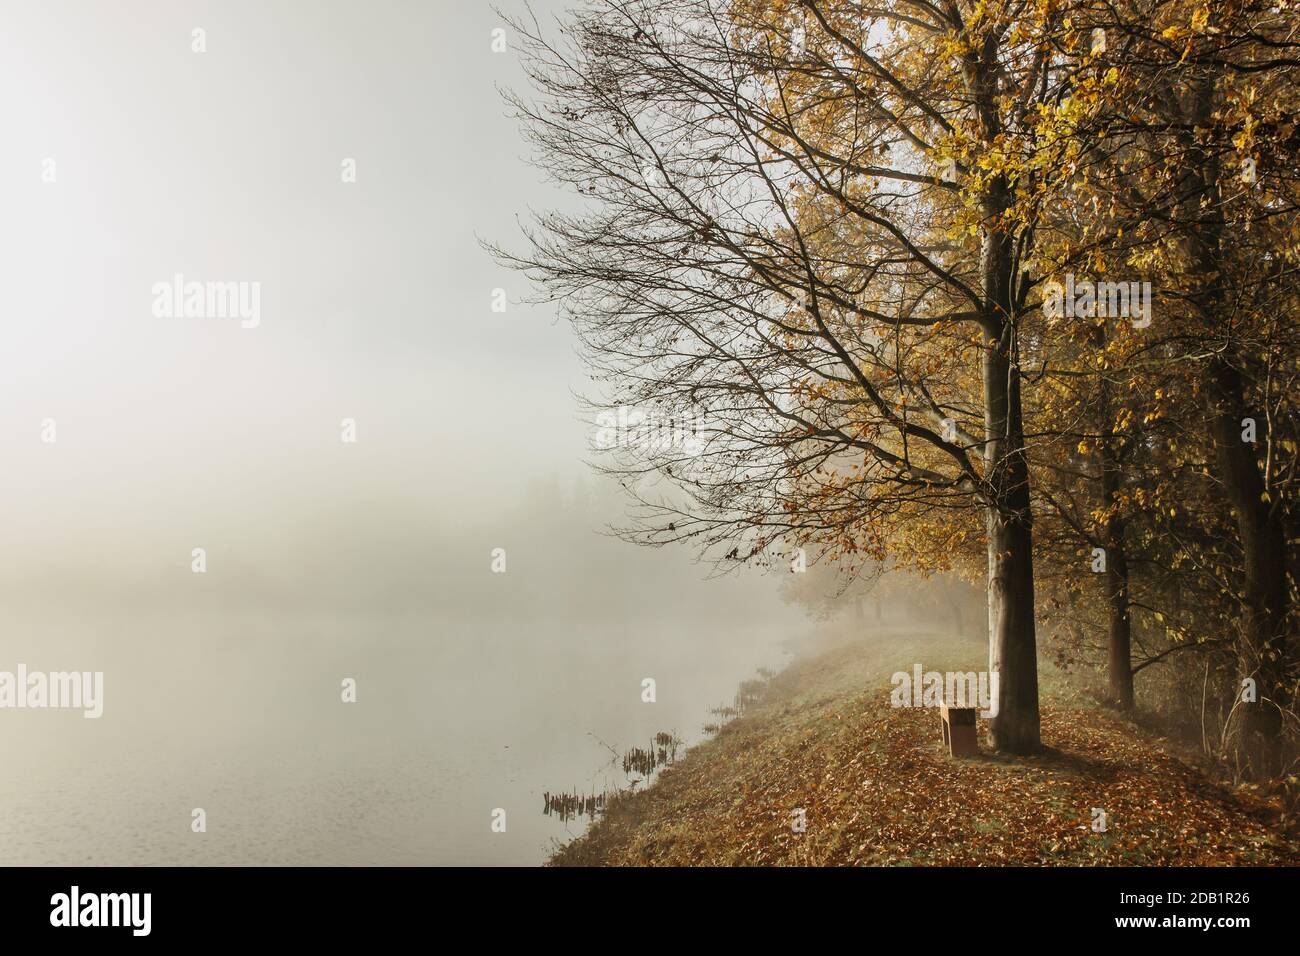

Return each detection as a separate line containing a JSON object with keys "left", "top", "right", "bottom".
{"left": 1036, "top": 0, "right": 1300, "bottom": 775}
{"left": 495, "top": 0, "right": 1147, "bottom": 752}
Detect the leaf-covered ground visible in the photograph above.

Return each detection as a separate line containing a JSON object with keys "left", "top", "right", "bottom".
{"left": 550, "top": 631, "right": 1296, "bottom": 866}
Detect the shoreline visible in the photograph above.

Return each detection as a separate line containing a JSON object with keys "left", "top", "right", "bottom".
{"left": 548, "top": 628, "right": 1296, "bottom": 866}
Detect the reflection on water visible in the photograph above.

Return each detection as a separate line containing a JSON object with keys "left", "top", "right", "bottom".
{"left": 540, "top": 666, "right": 780, "bottom": 833}
{"left": 0, "top": 610, "right": 800, "bottom": 866}
{"left": 540, "top": 727, "right": 685, "bottom": 824}
{"left": 622, "top": 731, "right": 683, "bottom": 778}
{"left": 542, "top": 789, "right": 611, "bottom": 824}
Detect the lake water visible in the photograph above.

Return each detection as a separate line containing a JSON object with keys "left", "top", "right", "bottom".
{"left": 0, "top": 608, "right": 800, "bottom": 866}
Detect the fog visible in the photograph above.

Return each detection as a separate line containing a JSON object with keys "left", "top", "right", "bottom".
{"left": 0, "top": 0, "right": 989, "bottom": 866}
{"left": 0, "top": 0, "right": 823, "bottom": 865}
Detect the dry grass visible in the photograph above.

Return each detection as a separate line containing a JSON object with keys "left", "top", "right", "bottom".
{"left": 549, "top": 630, "right": 1296, "bottom": 866}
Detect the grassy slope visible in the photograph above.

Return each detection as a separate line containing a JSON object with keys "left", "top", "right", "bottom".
{"left": 550, "top": 629, "right": 1295, "bottom": 866}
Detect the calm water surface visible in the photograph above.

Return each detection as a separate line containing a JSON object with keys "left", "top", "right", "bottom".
{"left": 0, "top": 610, "right": 799, "bottom": 865}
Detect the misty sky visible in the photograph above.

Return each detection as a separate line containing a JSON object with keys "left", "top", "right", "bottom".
{"left": 0, "top": 0, "right": 589, "bottom": 542}
{"left": 0, "top": 0, "right": 635, "bottom": 598}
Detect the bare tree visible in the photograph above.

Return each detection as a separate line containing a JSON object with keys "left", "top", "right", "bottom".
{"left": 493, "top": 0, "right": 1099, "bottom": 752}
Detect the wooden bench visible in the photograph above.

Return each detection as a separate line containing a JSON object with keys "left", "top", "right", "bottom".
{"left": 939, "top": 702, "right": 979, "bottom": 757}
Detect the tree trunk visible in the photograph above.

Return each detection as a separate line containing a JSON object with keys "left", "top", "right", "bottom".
{"left": 1182, "top": 78, "right": 1290, "bottom": 778}
{"left": 967, "top": 45, "right": 1041, "bottom": 753}
{"left": 1208, "top": 357, "right": 1289, "bottom": 778}
{"left": 986, "top": 506, "right": 1041, "bottom": 752}
{"left": 1104, "top": 541, "right": 1134, "bottom": 710}
{"left": 982, "top": 246, "right": 1041, "bottom": 754}
{"left": 1094, "top": 324, "right": 1134, "bottom": 710}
